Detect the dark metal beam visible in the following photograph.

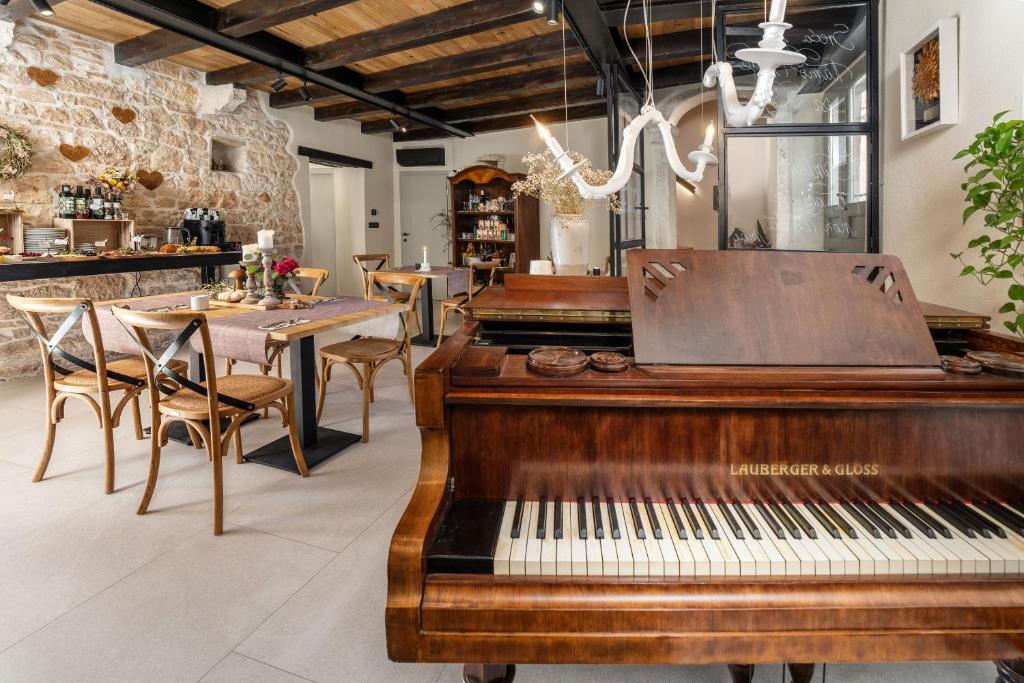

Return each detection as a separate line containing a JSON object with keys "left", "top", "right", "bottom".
{"left": 393, "top": 102, "right": 608, "bottom": 142}
{"left": 88, "top": 0, "right": 470, "bottom": 137}
{"left": 562, "top": 0, "right": 641, "bottom": 98}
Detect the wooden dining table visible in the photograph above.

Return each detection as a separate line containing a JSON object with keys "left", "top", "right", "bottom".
{"left": 96, "top": 291, "right": 404, "bottom": 472}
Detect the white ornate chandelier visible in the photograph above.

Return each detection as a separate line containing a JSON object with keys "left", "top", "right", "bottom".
{"left": 534, "top": 0, "right": 806, "bottom": 199}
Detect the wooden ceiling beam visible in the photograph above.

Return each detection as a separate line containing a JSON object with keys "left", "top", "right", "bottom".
{"left": 362, "top": 86, "right": 604, "bottom": 134}
{"left": 114, "top": 0, "right": 356, "bottom": 67}
{"left": 310, "top": 61, "right": 598, "bottom": 120}
{"left": 627, "top": 28, "right": 711, "bottom": 61}
{"left": 305, "top": 0, "right": 538, "bottom": 71}
{"left": 363, "top": 31, "right": 582, "bottom": 93}
{"left": 393, "top": 102, "right": 608, "bottom": 142}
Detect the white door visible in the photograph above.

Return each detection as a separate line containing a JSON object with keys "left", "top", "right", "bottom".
{"left": 400, "top": 171, "right": 449, "bottom": 272}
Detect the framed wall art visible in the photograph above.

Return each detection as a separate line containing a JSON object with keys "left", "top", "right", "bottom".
{"left": 900, "top": 17, "right": 959, "bottom": 141}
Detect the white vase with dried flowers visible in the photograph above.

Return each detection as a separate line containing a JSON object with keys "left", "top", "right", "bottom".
{"left": 512, "top": 150, "right": 621, "bottom": 275}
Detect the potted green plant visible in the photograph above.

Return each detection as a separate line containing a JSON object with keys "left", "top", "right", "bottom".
{"left": 952, "top": 111, "right": 1024, "bottom": 336}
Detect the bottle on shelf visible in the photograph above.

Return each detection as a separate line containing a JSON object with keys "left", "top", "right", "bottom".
{"left": 57, "top": 184, "right": 74, "bottom": 219}
{"left": 74, "top": 185, "right": 87, "bottom": 219}
{"left": 90, "top": 187, "right": 104, "bottom": 219}
{"left": 103, "top": 198, "right": 113, "bottom": 220}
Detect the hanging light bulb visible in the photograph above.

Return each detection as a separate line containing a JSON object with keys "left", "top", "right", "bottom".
{"left": 546, "top": 0, "right": 560, "bottom": 25}
{"left": 28, "top": 0, "right": 55, "bottom": 15}
{"left": 531, "top": 1, "right": 545, "bottom": 14}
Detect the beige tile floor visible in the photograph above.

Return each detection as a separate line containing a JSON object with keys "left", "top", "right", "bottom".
{"left": 0, "top": 347, "right": 1000, "bottom": 682}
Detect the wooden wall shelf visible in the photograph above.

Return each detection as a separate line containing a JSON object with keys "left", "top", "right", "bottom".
{"left": 53, "top": 217, "right": 135, "bottom": 250}
{"left": 450, "top": 165, "right": 538, "bottom": 274}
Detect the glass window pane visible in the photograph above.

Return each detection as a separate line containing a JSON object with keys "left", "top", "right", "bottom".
{"left": 721, "top": 2, "right": 870, "bottom": 125}
{"left": 725, "top": 134, "right": 870, "bottom": 252}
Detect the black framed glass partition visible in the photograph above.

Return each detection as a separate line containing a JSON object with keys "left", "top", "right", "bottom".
{"left": 607, "top": 64, "right": 647, "bottom": 275}
{"left": 716, "top": 0, "right": 879, "bottom": 253}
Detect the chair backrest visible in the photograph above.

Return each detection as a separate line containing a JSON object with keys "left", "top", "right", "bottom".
{"left": 352, "top": 253, "right": 391, "bottom": 298}
{"left": 292, "top": 267, "right": 330, "bottom": 296}
{"left": 468, "top": 261, "right": 503, "bottom": 302}
{"left": 6, "top": 294, "right": 110, "bottom": 391}
{"left": 366, "top": 272, "right": 424, "bottom": 346}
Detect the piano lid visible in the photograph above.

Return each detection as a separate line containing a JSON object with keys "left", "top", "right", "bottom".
{"left": 626, "top": 250, "right": 941, "bottom": 367}
{"left": 466, "top": 274, "right": 630, "bottom": 323}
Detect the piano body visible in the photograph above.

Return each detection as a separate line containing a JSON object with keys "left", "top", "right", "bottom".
{"left": 386, "top": 250, "right": 1024, "bottom": 679}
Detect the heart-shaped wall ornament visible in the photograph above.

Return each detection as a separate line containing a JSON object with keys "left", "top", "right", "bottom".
{"left": 27, "top": 67, "right": 59, "bottom": 87}
{"left": 111, "top": 106, "right": 136, "bottom": 124}
{"left": 58, "top": 144, "right": 90, "bottom": 162}
{"left": 258, "top": 192, "right": 271, "bottom": 203}
{"left": 136, "top": 169, "right": 164, "bottom": 191}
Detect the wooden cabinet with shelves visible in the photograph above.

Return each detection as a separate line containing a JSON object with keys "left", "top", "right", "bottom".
{"left": 53, "top": 218, "right": 135, "bottom": 250}
{"left": 449, "top": 165, "right": 538, "bottom": 273}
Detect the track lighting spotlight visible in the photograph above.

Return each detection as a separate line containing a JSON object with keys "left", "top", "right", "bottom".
{"left": 530, "top": 1, "right": 544, "bottom": 13}
{"left": 28, "top": 0, "right": 55, "bottom": 16}
{"left": 0, "top": 1, "right": 13, "bottom": 7}
{"left": 389, "top": 119, "right": 407, "bottom": 134}
{"left": 299, "top": 82, "right": 312, "bottom": 102}
{"left": 270, "top": 74, "right": 287, "bottom": 92}
{"left": 546, "top": 0, "right": 559, "bottom": 25}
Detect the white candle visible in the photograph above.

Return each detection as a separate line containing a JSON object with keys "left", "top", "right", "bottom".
{"left": 242, "top": 243, "right": 258, "bottom": 260}
{"left": 703, "top": 122, "right": 716, "bottom": 148}
{"left": 422, "top": 245, "right": 428, "bottom": 263}
{"left": 257, "top": 230, "right": 274, "bottom": 249}
{"left": 768, "top": 0, "right": 786, "bottom": 24}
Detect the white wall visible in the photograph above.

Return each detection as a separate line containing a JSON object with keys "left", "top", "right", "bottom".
{"left": 881, "top": 0, "right": 1024, "bottom": 326}
{"left": 674, "top": 103, "right": 720, "bottom": 250}
{"left": 395, "top": 117, "right": 611, "bottom": 270}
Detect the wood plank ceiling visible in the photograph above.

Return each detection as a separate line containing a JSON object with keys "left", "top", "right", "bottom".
{"left": 3, "top": 0, "right": 718, "bottom": 141}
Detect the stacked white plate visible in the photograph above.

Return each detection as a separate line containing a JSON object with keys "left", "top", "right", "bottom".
{"left": 24, "top": 228, "right": 67, "bottom": 253}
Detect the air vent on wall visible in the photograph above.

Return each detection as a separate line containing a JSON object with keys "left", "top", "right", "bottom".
{"left": 396, "top": 147, "right": 446, "bottom": 167}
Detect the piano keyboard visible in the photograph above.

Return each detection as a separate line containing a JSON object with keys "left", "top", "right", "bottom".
{"left": 427, "top": 497, "right": 1024, "bottom": 577}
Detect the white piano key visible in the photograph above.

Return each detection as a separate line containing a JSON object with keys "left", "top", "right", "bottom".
{"left": 569, "top": 499, "right": 588, "bottom": 576}
{"left": 647, "top": 503, "right": 679, "bottom": 576}
{"left": 968, "top": 504, "right": 1024, "bottom": 573}
{"left": 879, "top": 503, "right": 945, "bottom": 575}
{"left": 524, "top": 500, "right": 542, "bottom": 576}
{"left": 704, "top": 504, "right": 741, "bottom": 576}
{"left": 949, "top": 525, "right": 1003, "bottom": 574}
{"left": 843, "top": 504, "right": 916, "bottom": 575}
{"left": 510, "top": 501, "right": 532, "bottom": 576}
{"left": 740, "top": 504, "right": 787, "bottom": 576}
{"left": 709, "top": 503, "right": 757, "bottom": 576}
{"left": 637, "top": 502, "right": 665, "bottom": 577}
{"left": 829, "top": 502, "right": 891, "bottom": 575}
{"left": 797, "top": 503, "right": 858, "bottom": 576}
{"left": 556, "top": 500, "right": 572, "bottom": 576}
{"left": 655, "top": 503, "right": 692, "bottom": 576}
{"left": 611, "top": 502, "right": 633, "bottom": 577}
{"left": 584, "top": 500, "right": 604, "bottom": 576}
{"left": 493, "top": 500, "right": 516, "bottom": 575}
{"left": 818, "top": 502, "right": 879, "bottom": 576}
{"left": 599, "top": 522, "right": 619, "bottom": 577}
{"left": 540, "top": 500, "right": 557, "bottom": 576}
{"left": 731, "top": 503, "right": 773, "bottom": 576}
{"left": 621, "top": 501, "right": 649, "bottom": 577}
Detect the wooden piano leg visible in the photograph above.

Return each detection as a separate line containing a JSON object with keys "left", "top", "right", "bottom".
{"left": 463, "top": 664, "right": 516, "bottom": 683}
{"left": 727, "top": 664, "right": 755, "bottom": 683}
{"left": 787, "top": 663, "right": 817, "bottom": 683}
{"left": 996, "top": 658, "right": 1024, "bottom": 682}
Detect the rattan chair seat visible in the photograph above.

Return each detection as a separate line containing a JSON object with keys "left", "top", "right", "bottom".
{"left": 319, "top": 338, "right": 400, "bottom": 363}
{"left": 160, "top": 374, "right": 289, "bottom": 414}
{"left": 55, "top": 358, "right": 187, "bottom": 390}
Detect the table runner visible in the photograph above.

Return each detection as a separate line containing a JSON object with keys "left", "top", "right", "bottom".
{"left": 87, "top": 294, "right": 193, "bottom": 356}
{"left": 389, "top": 265, "right": 469, "bottom": 297}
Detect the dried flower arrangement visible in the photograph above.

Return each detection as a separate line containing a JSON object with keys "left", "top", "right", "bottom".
{"left": 913, "top": 38, "right": 940, "bottom": 103}
{"left": 512, "top": 151, "right": 622, "bottom": 216}
{"left": 90, "top": 167, "right": 136, "bottom": 198}
{"left": 0, "top": 124, "right": 33, "bottom": 182}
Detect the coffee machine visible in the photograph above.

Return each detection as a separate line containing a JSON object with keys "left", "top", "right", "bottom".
{"left": 182, "top": 208, "right": 226, "bottom": 247}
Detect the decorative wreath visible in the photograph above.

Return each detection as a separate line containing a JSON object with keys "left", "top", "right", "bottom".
{"left": 0, "top": 123, "right": 32, "bottom": 182}
{"left": 913, "top": 38, "right": 940, "bottom": 103}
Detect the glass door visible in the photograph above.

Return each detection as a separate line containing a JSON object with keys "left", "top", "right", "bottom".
{"left": 607, "top": 65, "right": 647, "bottom": 275}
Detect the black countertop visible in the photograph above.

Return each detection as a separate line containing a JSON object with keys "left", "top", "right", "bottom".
{"left": 0, "top": 252, "right": 242, "bottom": 283}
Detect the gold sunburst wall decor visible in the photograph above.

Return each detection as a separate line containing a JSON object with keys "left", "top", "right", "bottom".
{"left": 913, "top": 38, "right": 940, "bottom": 103}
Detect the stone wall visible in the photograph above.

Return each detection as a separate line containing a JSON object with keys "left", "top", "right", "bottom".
{"left": 0, "top": 19, "right": 304, "bottom": 381}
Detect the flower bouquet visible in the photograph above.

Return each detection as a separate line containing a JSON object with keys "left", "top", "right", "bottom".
{"left": 90, "top": 167, "right": 136, "bottom": 199}
{"left": 0, "top": 124, "right": 32, "bottom": 183}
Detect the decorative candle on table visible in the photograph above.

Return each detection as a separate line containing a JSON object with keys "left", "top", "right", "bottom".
{"left": 420, "top": 245, "right": 430, "bottom": 271}
{"left": 256, "top": 230, "right": 281, "bottom": 308}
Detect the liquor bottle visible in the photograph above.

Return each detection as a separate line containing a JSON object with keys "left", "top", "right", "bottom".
{"left": 57, "top": 185, "right": 73, "bottom": 218}
{"left": 90, "top": 187, "right": 105, "bottom": 218}
{"left": 74, "top": 186, "right": 87, "bottom": 219}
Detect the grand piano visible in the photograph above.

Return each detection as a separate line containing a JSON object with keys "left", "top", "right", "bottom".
{"left": 386, "top": 250, "right": 1024, "bottom": 683}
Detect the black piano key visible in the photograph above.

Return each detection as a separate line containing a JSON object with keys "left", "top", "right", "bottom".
{"left": 606, "top": 498, "right": 621, "bottom": 540}
{"left": 666, "top": 498, "right": 688, "bottom": 540}
{"left": 854, "top": 500, "right": 894, "bottom": 539}
{"left": 754, "top": 500, "right": 786, "bottom": 540}
{"left": 553, "top": 498, "right": 563, "bottom": 540}
{"left": 889, "top": 501, "right": 935, "bottom": 538}
{"left": 644, "top": 498, "right": 663, "bottom": 540}
{"left": 592, "top": 497, "right": 605, "bottom": 539}
{"left": 952, "top": 500, "right": 1005, "bottom": 538}
{"left": 865, "top": 500, "right": 912, "bottom": 539}
{"left": 694, "top": 498, "right": 720, "bottom": 540}
{"left": 977, "top": 500, "right": 1024, "bottom": 536}
{"left": 680, "top": 498, "right": 704, "bottom": 540}
{"left": 817, "top": 500, "right": 857, "bottom": 539}
{"left": 804, "top": 500, "right": 841, "bottom": 539}
{"left": 510, "top": 498, "right": 524, "bottom": 539}
{"left": 629, "top": 498, "right": 647, "bottom": 540}
{"left": 781, "top": 500, "right": 816, "bottom": 539}
{"left": 768, "top": 499, "right": 801, "bottom": 539}
{"left": 1009, "top": 501, "right": 1024, "bottom": 518}
{"left": 717, "top": 499, "right": 744, "bottom": 540}
{"left": 536, "top": 497, "right": 547, "bottom": 540}
{"left": 733, "top": 502, "right": 761, "bottom": 540}
{"left": 577, "top": 497, "right": 588, "bottom": 540}
{"left": 840, "top": 500, "right": 880, "bottom": 538}
{"left": 902, "top": 500, "right": 952, "bottom": 539}
{"left": 925, "top": 501, "right": 976, "bottom": 538}
{"left": 942, "top": 500, "right": 992, "bottom": 539}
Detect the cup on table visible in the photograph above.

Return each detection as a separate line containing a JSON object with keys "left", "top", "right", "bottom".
{"left": 190, "top": 294, "right": 210, "bottom": 311}
{"left": 529, "top": 260, "right": 554, "bottom": 275}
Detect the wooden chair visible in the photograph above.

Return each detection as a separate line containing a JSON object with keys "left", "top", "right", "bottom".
{"left": 6, "top": 294, "right": 188, "bottom": 494}
{"left": 315, "top": 271, "right": 424, "bottom": 442}
{"left": 112, "top": 306, "right": 309, "bottom": 536}
{"left": 224, "top": 267, "right": 330, "bottom": 379}
{"left": 436, "top": 262, "right": 500, "bottom": 347}
{"left": 353, "top": 253, "right": 421, "bottom": 335}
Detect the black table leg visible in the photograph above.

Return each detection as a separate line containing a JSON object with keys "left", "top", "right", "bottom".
{"left": 409, "top": 277, "right": 435, "bottom": 346}
{"left": 243, "top": 335, "right": 361, "bottom": 473}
